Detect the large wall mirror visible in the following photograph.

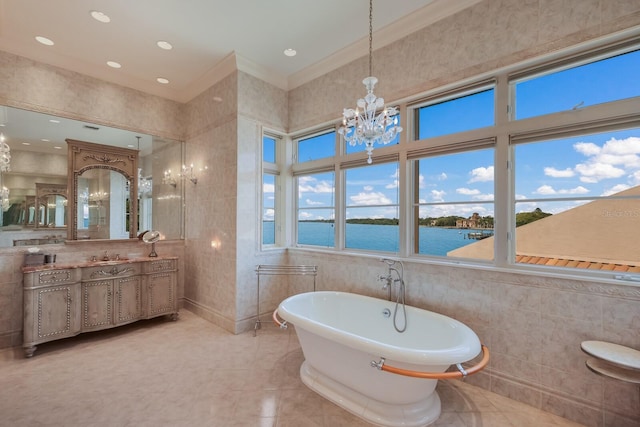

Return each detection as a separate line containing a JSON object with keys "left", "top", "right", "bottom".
{"left": 0, "top": 105, "right": 185, "bottom": 248}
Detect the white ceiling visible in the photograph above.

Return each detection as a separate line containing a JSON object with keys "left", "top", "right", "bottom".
{"left": 0, "top": 0, "right": 480, "bottom": 155}
{"left": 0, "top": 0, "right": 480, "bottom": 103}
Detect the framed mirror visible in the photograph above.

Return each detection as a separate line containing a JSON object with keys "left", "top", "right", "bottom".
{"left": 35, "top": 183, "right": 67, "bottom": 228}
{"left": 0, "top": 105, "right": 185, "bottom": 247}
{"left": 67, "top": 139, "right": 137, "bottom": 241}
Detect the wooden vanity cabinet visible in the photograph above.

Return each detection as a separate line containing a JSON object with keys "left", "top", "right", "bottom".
{"left": 23, "top": 257, "right": 178, "bottom": 357}
{"left": 23, "top": 268, "right": 82, "bottom": 358}
{"left": 145, "top": 258, "right": 177, "bottom": 319}
{"left": 81, "top": 263, "right": 143, "bottom": 331}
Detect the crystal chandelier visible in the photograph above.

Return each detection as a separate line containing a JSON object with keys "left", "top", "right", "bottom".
{"left": 0, "top": 133, "right": 10, "bottom": 172}
{"left": 1, "top": 186, "right": 9, "bottom": 211}
{"left": 338, "top": 0, "right": 402, "bottom": 164}
{"left": 138, "top": 168, "right": 152, "bottom": 196}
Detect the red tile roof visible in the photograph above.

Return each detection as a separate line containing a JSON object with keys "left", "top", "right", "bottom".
{"left": 515, "top": 255, "right": 640, "bottom": 272}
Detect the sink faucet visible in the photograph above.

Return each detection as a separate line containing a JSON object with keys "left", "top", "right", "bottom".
{"left": 102, "top": 251, "right": 109, "bottom": 261}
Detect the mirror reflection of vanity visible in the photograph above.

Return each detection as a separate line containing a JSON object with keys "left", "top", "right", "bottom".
{"left": 35, "top": 183, "right": 67, "bottom": 229}
{"left": 0, "top": 105, "right": 185, "bottom": 247}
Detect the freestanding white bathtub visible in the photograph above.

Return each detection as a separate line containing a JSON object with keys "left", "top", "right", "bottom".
{"left": 277, "top": 291, "right": 483, "bottom": 427}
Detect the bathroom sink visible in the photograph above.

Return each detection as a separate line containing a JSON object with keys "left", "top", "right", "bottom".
{"left": 87, "top": 257, "right": 131, "bottom": 265}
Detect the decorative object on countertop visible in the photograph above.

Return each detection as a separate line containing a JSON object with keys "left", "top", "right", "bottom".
{"left": 140, "top": 229, "right": 161, "bottom": 257}
{"left": 24, "top": 247, "right": 44, "bottom": 266}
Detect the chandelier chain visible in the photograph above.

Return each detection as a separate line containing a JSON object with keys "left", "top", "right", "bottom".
{"left": 368, "top": 0, "right": 373, "bottom": 78}
{"left": 338, "top": 0, "right": 403, "bottom": 164}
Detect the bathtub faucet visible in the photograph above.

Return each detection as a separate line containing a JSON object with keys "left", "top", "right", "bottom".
{"left": 379, "top": 258, "right": 407, "bottom": 333}
{"left": 377, "top": 273, "right": 394, "bottom": 300}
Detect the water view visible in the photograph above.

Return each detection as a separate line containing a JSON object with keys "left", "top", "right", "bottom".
{"left": 265, "top": 221, "right": 489, "bottom": 256}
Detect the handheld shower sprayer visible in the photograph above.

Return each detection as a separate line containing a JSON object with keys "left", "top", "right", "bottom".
{"left": 378, "top": 258, "right": 407, "bottom": 333}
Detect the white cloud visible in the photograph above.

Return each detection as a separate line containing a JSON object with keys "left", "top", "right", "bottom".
{"left": 385, "top": 180, "right": 399, "bottom": 189}
{"left": 468, "top": 166, "right": 494, "bottom": 183}
{"left": 534, "top": 185, "right": 589, "bottom": 195}
{"left": 418, "top": 174, "right": 425, "bottom": 189}
{"left": 363, "top": 185, "right": 374, "bottom": 191}
{"left": 263, "top": 182, "right": 275, "bottom": 193}
{"left": 473, "top": 193, "right": 495, "bottom": 201}
{"left": 456, "top": 188, "right": 480, "bottom": 195}
{"left": 573, "top": 137, "right": 640, "bottom": 183}
{"left": 349, "top": 191, "right": 392, "bottom": 205}
{"left": 298, "top": 211, "right": 315, "bottom": 220}
{"left": 305, "top": 199, "right": 324, "bottom": 206}
{"left": 601, "top": 184, "right": 630, "bottom": 196}
{"left": 438, "top": 172, "right": 447, "bottom": 181}
{"left": 263, "top": 209, "right": 274, "bottom": 220}
{"left": 298, "top": 176, "right": 333, "bottom": 194}
{"left": 574, "top": 142, "right": 600, "bottom": 156}
{"left": 535, "top": 185, "right": 556, "bottom": 195}
{"left": 544, "top": 167, "right": 574, "bottom": 178}
{"left": 574, "top": 162, "right": 625, "bottom": 183}
{"left": 430, "top": 189, "right": 446, "bottom": 202}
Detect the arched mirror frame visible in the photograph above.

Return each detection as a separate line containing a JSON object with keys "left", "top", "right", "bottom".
{"left": 66, "top": 139, "right": 138, "bottom": 241}
{"left": 34, "top": 183, "right": 67, "bottom": 228}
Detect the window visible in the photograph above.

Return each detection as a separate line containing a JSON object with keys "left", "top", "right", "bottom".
{"left": 415, "top": 88, "right": 494, "bottom": 140}
{"left": 345, "top": 162, "right": 399, "bottom": 252}
{"left": 263, "top": 135, "right": 276, "bottom": 163}
{"left": 512, "top": 48, "right": 640, "bottom": 120}
{"left": 262, "top": 134, "right": 279, "bottom": 246}
{"left": 297, "top": 130, "right": 336, "bottom": 162}
{"left": 513, "top": 127, "right": 640, "bottom": 270}
{"left": 296, "top": 172, "right": 335, "bottom": 247}
{"left": 287, "top": 37, "right": 640, "bottom": 281}
{"left": 262, "top": 173, "right": 276, "bottom": 245}
{"left": 412, "top": 147, "right": 495, "bottom": 260}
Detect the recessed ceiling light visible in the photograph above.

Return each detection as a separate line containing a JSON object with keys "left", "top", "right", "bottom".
{"left": 107, "top": 61, "right": 122, "bottom": 69}
{"left": 157, "top": 41, "right": 173, "bottom": 50}
{"left": 156, "top": 77, "right": 169, "bottom": 84}
{"left": 35, "top": 36, "right": 54, "bottom": 46}
{"left": 127, "top": 144, "right": 135, "bottom": 148}
{"left": 213, "top": 96, "right": 222, "bottom": 102}
{"left": 49, "top": 119, "right": 60, "bottom": 124}
{"left": 22, "top": 142, "right": 31, "bottom": 146}
{"left": 284, "top": 48, "right": 297, "bottom": 57}
{"left": 54, "top": 146, "right": 62, "bottom": 150}
{"left": 90, "top": 10, "right": 111, "bottom": 23}
{"left": 41, "top": 139, "right": 50, "bottom": 142}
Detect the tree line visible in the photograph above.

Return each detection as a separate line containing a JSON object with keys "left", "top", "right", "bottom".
{"left": 299, "top": 208, "right": 551, "bottom": 227}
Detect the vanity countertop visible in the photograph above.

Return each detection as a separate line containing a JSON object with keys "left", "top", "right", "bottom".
{"left": 22, "top": 255, "right": 178, "bottom": 273}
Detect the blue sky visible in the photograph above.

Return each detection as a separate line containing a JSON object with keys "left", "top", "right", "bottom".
{"left": 266, "top": 49, "right": 640, "bottom": 222}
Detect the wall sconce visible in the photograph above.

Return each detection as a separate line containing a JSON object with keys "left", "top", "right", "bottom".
{"left": 163, "top": 169, "right": 177, "bottom": 188}
{"left": 180, "top": 164, "right": 198, "bottom": 184}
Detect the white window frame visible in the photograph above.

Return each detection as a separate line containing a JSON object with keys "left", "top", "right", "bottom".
{"left": 286, "top": 31, "right": 640, "bottom": 283}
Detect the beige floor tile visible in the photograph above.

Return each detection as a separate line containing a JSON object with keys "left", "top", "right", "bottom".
{"left": 0, "top": 309, "right": 588, "bottom": 427}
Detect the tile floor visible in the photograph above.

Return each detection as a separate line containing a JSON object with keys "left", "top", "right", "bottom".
{"left": 0, "top": 310, "right": 586, "bottom": 427}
